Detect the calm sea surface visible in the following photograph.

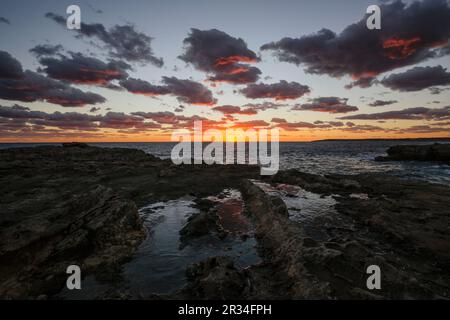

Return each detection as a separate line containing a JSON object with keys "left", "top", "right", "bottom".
{"left": 1, "top": 140, "right": 450, "bottom": 185}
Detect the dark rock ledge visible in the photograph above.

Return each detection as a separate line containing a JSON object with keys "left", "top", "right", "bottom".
{"left": 375, "top": 143, "right": 450, "bottom": 163}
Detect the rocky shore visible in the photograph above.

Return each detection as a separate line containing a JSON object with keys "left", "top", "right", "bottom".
{"left": 1, "top": 143, "right": 449, "bottom": 299}
{"left": 375, "top": 143, "right": 450, "bottom": 163}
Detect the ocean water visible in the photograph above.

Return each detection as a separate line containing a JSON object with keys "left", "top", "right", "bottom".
{"left": 1, "top": 140, "right": 450, "bottom": 185}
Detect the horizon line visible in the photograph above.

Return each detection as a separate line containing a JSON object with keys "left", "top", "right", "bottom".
{"left": 1, "top": 137, "right": 450, "bottom": 144}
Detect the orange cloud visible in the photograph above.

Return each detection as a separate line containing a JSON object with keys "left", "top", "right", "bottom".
{"left": 214, "top": 55, "right": 257, "bottom": 67}
{"left": 382, "top": 36, "right": 421, "bottom": 60}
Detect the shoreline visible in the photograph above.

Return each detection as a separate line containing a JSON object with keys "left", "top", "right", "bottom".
{"left": 1, "top": 144, "right": 449, "bottom": 299}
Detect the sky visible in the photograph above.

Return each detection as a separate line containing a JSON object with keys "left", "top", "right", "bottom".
{"left": 0, "top": 0, "right": 450, "bottom": 142}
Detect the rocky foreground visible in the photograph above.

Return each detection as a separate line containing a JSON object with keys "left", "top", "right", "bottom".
{"left": 1, "top": 144, "right": 449, "bottom": 299}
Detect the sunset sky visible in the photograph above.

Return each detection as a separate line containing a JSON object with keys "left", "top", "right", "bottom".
{"left": 1, "top": 0, "right": 450, "bottom": 142}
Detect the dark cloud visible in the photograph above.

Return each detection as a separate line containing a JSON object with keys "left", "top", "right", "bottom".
{"left": 261, "top": 0, "right": 450, "bottom": 87}
{"left": 328, "top": 121, "right": 345, "bottom": 127}
{"left": 341, "top": 124, "right": 387, "bottom": 132}
{"left": 0, "top": 104, "right": 46, "bottom": 119}
{"left": 179, "top": 28, "right": 261, "bottom": 84}
{"left": 208, "top": 65, "right": 261, "bottom": 84}
{"left": 0, "top": 105, "right": 162, "bottom": 134}
{"left": 0, "top": 50, "right": 24, "bottom": 79}
{"left": 240, "top": 80, "right": 310, "bottom": 100}
{"left": 29, "top": 44, "right": 64, "bottom": 58}
{"left": 0, "top": 50, "right": 106, "bottom": 107}
{"left": 368, "top": 99, "right": 398, "bottom": 107}
{"left": 243, "top": 102, "right": 286, "bottom": 111}
{"left": 345, "top": 77, "right": 378, "bottom": 89}
{"left": 0, "top": 17, "right": 10, "bottom": 25}
{"left": 174, "top": 105, "right": 185, "bottom": 112}
{"left": 292, "top": 97, "right": 358, "bottom": 113}
{"left": 37, "top": 52, "right": 131, "bottom": 86}
{"left": 380, "top": 65, "right": 450, "bottom": 91}
{"left": 271, "top": 118, "right": 349, "bottom": 131}
{"left": 45, "top": 13, "right": 163, "bottom": 66}
{"left": 34, "top": 112, "right": 102, "bottom": 130}
{"left": 131, "top": 111, "right": 225, "bottom": 130}
{"left": 429, "top": 87, "right": 445, "bottom": 95}
{"left": 212, "top": 105, "right": 258, "bottom": 115}
{"left": 119, "top": 78, "right": 170, "bottom": 95}
{"left": 398, "top": 125, "right": 450, "bottom": 133}
{"left": 0, "top": 105, "right": 99, "bottom": 131}
{"left": 131, "top": 111, "right": 189, "bottom": 125}
{"left": 120, "top": 76, "right": 217, "bottom": 105}
{"left": 271, "top": 118, "right": 317, "bottom": 130}
{"left": 0, "top": 70, "right": 106, "bottom": 107}
{"left": 405, "top": 125, "right": 450, "bottom": 133}
{"left": 339, "top": 106, "right": 450, "bottom": 120}
{"left": 98, "top": 112, "right": 160, "bottom": 130}
{"left": 162, "top": 76, "right": 216, "bottom": 105}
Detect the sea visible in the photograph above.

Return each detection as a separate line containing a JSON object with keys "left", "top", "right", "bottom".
{"left": 1, "top": 139, "right": 450, "bottom": 186}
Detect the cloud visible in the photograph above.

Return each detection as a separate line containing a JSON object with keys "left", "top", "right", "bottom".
{"left": 0, "top": 17, "right": 10, "bottom": 25}
{"left": 98, "top": 112, "right": 160, "bottom": 129}
{"left": 0, "top": 50, "right": 107, "bottom": 107}
{"left": 131, "top": 111, "right": 186, "bottom": 124}
{"left": 212, "top": 105, "right": 258, "bottom": 115}
{"left": 292, "top": 97, "right": 358, "bottom": 113}
{"left": 120, "top": 76, "right": 217, "bottom": 105}
{"left": 0, "top": 105, "right": 163, "bottom": 134}
{"left": 0, "top": 104, "right": 46, "bottom": 119}
{"left": 429, "top": 87, "right": 448, "bottom": 95}
{"left": 345, "top": 77, "right": 378, "bottom": 89}
{"left": 174, "top": 105, "right": 185, "bottom": 112}
{"left": 131, "top": 111, "right": 225, "bottom": 130}
{"left": 400, "top": 125, "right": 450, "bottom": 133}
{"left": 179, "top": 28, "right": 261, "bottom": 84}
{"left": 0, "top": 50, "right": 24, "bottom": 79}
{"left": 261, "top": 0, "right": 450, "bottom": 86}
{"left": 36, "top": 52, "right": 131, "bottom": 86}
{"left": 339, "top": 106, "right": 450, "bottom": 120}
{"left": 380, "top": 65, "right": 450, "bottom": 91}
{"left": 271, "top": 118, "right": 350, "bottom": 131}
{"left": 231, "top": 120, "right": 270, "bottom": 128}
{"left": 240, "top": 80, "right": 310, "bottom": 100}
{"left": 368, "top": 99, "right": 398, "bottom": 107}
{"left": 208, "top": 65, "right": 261, "bottom": 84}
{"left": 29, "top": 44, "right": 64, "bottom": 58}
{"left": 162, "top": 76, "right": 217, "bottom": 105}
{"left": 271, "top": 117, "right": 445, "bottom": 134}
{"left": 242, "top": 102, "right": 287, "bottom": 111}
{"left": 0, "top": 69, "right": 106, "bottom": 107}
{"left": 271, "top": 118, "right": 317, "bottom": 130}
{"left": 119, "top": 78, "right": 170, "bottom": 95}
{"left": 341, "top": 124, "right": 387, "bottom": 132}
{"left": 45, "top": 13, "right": 163, "bottom": 66}
{"left": 0, "top": 105, "right": 100, "bottom": 130}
